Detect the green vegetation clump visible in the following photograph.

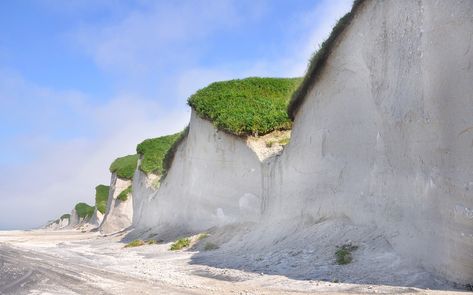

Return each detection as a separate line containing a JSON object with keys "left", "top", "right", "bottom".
{"left": 288, "top": 0, "right": 365, "bottom": 120}
{"left": 74, "top": 202, "right": 95, "bottom": 219}
{"left": 95, "top": 184, "right": 110, "bottom": 214}
{"left": 109, "top": 154, "right": 139, "bottom": 180}
{"left": 136, "top": 133, "right": 181, "bottom": 175}
{"left": 124, "top": 239, "right": 157, "bottom": 248}
{"left": 335, "top": 244, "right": 358, "bottom": 265}
{"left": 124, "top": 240, "right": 145, "bottom": 248}
{"left": 117, "top": 185, "right": 132, "bottom": 202}
{"left": 188, "top": 77, "right": 302, "bottom": 136}
{"left": 60, "top": 214, "right": 71, "bottom": 220}
{"left": 162, "top": 126, "right": 189, "bottom": 176}
{"left": 170, "top": 238, "right": 191, "bottom": 251}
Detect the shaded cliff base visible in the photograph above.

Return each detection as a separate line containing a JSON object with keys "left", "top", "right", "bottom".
{"left": 129, "top": 217, "right": 464, "bottom": 292}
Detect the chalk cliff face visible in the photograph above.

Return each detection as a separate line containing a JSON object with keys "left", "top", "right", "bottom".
{"left": 68, "top": 209, "right": 81, "bottom": 228}
{"left": 44, "top": 216, "right": 70, "bottom": 230}
{"left": 265, "top": 0, "right": 473, "bottom": 283}
{"left": 100, "top": 173, "right": 133, "bottom": 234}
{"left": 129, "top": 0, "right": 472, "bottom": 285}
{"left": 89, "top": 208, "right": 104, "bottom": 227}
{"left": 134, "top": 111, "right": 263, "bottom": 235}
{"left": 131, "top": 167, "right": 159, "bottom": 227}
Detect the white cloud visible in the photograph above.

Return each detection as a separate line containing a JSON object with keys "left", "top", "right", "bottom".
{"left": 170, "top": 0, "right": 353, "bottom": 85}
{"left": 240, "top": 0, "right": 353, "bottom": 77}
{"left": 73, "top": 1, "right": 242, "bottom": 76}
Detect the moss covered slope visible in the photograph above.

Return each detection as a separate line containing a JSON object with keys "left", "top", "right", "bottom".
{"left": 95, "top": 185, "right": 110, "bottom": 214}
{"left": 162, "top": 126, "right": 189, "bottom": 177}
{"left": 137, "top": 133, "right": 181, "bottom": 175}
{"left": 109, "top": 154, "right": 138, "bottom": 180}
{"left": 288, "top": 0, "right": 365, "bottom": 120}
{"left": 74, "top": 202, "right": 95, "bottom": 219}
{"left": 188, "top": 77, "right": 301, "bottom": 136}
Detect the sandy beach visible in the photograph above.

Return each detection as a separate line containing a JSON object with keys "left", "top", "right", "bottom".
{"left": 0, "top": 230, "right": 468, "bottom": 295}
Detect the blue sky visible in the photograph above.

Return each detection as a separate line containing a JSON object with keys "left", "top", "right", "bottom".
{"left": 0, "top": 0, "right": 352, "bottom": 229}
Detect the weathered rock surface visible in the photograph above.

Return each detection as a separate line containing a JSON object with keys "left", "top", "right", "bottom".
{"left": 132, "top": 0, "right": 472, "bottom": 285}
{"left": 100, "top": 173, "right": 133, "bottom": 234}
{"left": 134, "top": 111, "right": 263, "bottom": 235}
{"left": 132, "top": 167, "right": 160, "bottom": 227}
{"left": 266, "top": 0, "right": 473, "bottom": 284}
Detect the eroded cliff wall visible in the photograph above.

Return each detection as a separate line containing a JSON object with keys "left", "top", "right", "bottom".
{"left": 134, "top": 111, "right": 262, "bottom": 235}
{"left": 265, "top": 0, "right": 473, "bottom": 283}
{"left": 100, "top": 173, "right": 133, "bottom": 234}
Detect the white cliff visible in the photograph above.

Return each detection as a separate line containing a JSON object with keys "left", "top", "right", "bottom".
{"left": 132, "top": 166, "right": 160, "bottom": 227}
{"left": 134, "top": 111, "right": 264, "bottom": 235}
{"left": 89, "top": 208, "right": 104, "bottom": 228}
{"left": 131, "top": 0, "right": 473, "bottom": 286}
{"left": 100, "top": 173, "right": 133, "bottom": 234}
{"left": 44, "top": 215, "right": 70, "bottom": 230}
{"left": 264, "top": 0, "right": 473, "bottom": 284}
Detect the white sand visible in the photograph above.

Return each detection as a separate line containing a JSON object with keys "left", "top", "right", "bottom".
{"left": 0, "top": 230, "right": 465, "bottom": 295}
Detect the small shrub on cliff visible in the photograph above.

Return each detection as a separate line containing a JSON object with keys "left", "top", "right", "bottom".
{"left": 95, "top": 184, "right": 110, "bottom": 214}
{"left": 170, "top": 238, "right": 191, "bottom": 251}
{"left": 335, "top": 244, "right": 358, "bottom": 265}
{"left": 136, "top": 133, "right": 181, "bottom": 175}
{"left": 117, "top": 185, "right": 132, "bottom": 202}
{"left": 109, "top": 154, "right": 138, "bottom": 180}
{"left": 188, "top": 77, "right": 301, "bottom": 136}
{"left": 74, "top": 202, "right": 95, "bottom": 219}
{"left": 60, "top": 214, "right": 71, "bottom": 220}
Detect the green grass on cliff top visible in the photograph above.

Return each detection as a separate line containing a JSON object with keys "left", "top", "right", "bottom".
{"left": 188, "top": 77, "right": 302, "bottom": 136}
{"left": 60, "top": 214, "right": 70, "bottom": 220}
{"left": 74, "top": 202, "right": 95, "bottom": 219}
{"left": 109, "top": 154, "right": 139, "bottom": 180}
{"left": 95, "top": 185, "right": 110, "bottom": 214}
{"left": 136, "top": 133, "right": 181, "bottom": 175}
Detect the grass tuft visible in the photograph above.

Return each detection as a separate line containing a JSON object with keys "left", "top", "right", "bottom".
{"left": 124, "top": 240, "right": 145, "bottom": 248}
{"left": 335, "top": 244, "right": 358, "bottom": 265}
{"left": 124, "top": 239, "right": 157, "bottom": 248}
{"left": 95, "top": 184, "right": 110, "bottom": 214}
{"left": 170, "top": 238, "right": 191, "bottom": 251}
{"left": 74, "top": 202, "right": 95, "bottom": 219}
{"left": 117, "top": 185, "right": 132, "bottom": 202}
{"left": 188, "top": 77, "right": 302, "bottom": 136}
{"left": 109, "top": 154, "right": 139, "bottom": 180}
{"left": 137, "top": 133, "right": 182, "bottom": 175}
{"left": 288, "top": 0, "right": 366, "bottom": 120}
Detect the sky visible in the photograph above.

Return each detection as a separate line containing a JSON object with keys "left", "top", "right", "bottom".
{"left": 0, "top": 0, "right": 352, "bottom": 230}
